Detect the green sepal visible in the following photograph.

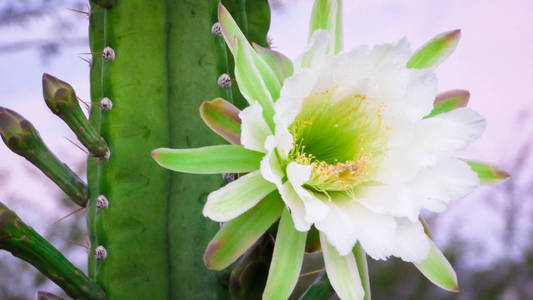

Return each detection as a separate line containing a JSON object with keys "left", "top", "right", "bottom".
{"left": 464, "top": 160, "right": 510, "bottom": 185}
{"left": 263, "top": 208, "right": 307, "bottom": 300}
{"left": 353, "top": 243, "right": 371, "bottom": 300}
{"left": 0, "top": 107, "right": 88, "bottom": 206}
{"left": 204, "top": 192, "right": 284, "bottom": 271}
{"left": 199, "top": 98, "right": 241, "bottom": 145}
{"left": 0, "top": 202, "right": 106, "bottom": 300}
{"left": 309, "top": 0, "right": 343, "bottom": 54}
{"left": 414, "top": 240, "right": 459, "bottom": 292}
{"left": 407, "top": 29, "right": 461, "bottom": 69}
{"left": 42, "top": 73, "right": 108, "bottom": 157}
{"left": 253, "top": 43, "right": 294, "bottom": 84}
{"left": 152, "top": 145, "right": 262, "bottom": 174}
{"left": 299, "top": 272, "right": 334, "bottom": 300}
{"left": 234, "top": 38, "right": 276, "bottom": 129}
{"left": 424, "top": 90, "right": 470, "bottom": 119}
{"left": 305, "top": 226, "right": 321, "bottom": 253}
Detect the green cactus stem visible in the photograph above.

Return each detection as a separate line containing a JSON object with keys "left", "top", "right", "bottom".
{"left": 0, "top": 107, "right": 88, "bottom": 206}
{"left": 84, "top": 0, "right": 273, "bottom": 298}
{"left": 42, "top": 73, "right": 109, "bottom": 158}
{"left": 0, "top": 202, "right": 106, "bottom": 300}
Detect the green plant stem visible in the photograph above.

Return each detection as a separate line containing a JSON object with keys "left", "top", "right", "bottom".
{"left": 0, "top": 202, "right": 106, "bottom": 300}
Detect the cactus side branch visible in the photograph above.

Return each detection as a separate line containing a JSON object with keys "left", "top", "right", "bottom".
{"left": 0, "top": 202, "right": 106, "bottom": 300}
{"left": 0, "top": 107, "right": 89, "bottom": 206}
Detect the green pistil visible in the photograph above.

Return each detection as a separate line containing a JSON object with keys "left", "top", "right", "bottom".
{"left": 288, "top": 89, "right": 388, "bottom": 191}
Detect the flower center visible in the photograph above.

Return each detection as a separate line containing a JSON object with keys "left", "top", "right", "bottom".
{"left": 288, "top": 88, "right": 388, "bottom": 192}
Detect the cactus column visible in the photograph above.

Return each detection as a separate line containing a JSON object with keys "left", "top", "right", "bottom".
{"left": 88, "top": 0, "right": 269, "bottom": 299}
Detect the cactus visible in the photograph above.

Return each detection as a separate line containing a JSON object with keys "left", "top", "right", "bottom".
{"left": 0, "top": 0, "right": 271, "bottom": 299}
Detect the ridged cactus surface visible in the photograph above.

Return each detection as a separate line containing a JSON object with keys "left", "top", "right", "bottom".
{"left": 87, "top": 0, "right": 269, "bottom": 299}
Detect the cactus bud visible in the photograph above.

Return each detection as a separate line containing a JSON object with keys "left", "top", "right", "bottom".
{"left": 0, "top": 107, "right": 89, "bottom": 207}
{"left": 42, "top": 73, "right": 108, "bottom": 157}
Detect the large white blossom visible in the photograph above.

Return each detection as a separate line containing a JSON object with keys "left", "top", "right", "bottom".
{"left": 153, "top": 1, "right": 508, "bottom": 299}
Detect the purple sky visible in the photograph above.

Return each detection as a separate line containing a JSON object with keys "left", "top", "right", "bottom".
{"left": 0, "top": 0, "right": 532, "bottom": 273}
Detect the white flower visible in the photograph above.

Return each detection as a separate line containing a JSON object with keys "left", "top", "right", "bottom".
{"left": 152, "top": 2, "right": 508, "bottom": 299}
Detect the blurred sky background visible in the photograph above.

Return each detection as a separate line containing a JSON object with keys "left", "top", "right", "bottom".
{"left": 0, "top": 0, "right": 532, "bottom": 299}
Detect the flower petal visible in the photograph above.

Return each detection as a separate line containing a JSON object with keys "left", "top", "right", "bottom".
{"left": 199, "top": 98, "right": 241, "bottom": 145}
{"left": 263, "top": 208, "right": 307, "bottom": 300}
{"left": 407, "top": 29, "right": 461, "bottom": 69}
{"left": 286, "top": 162, "right": 329, "bottom": 223}
{"left": 259, "top": 136, "right": 285, "bottom": 186}
{"left": 391, "top": 218, "right": 430, "bottom": 262}
{"left": 464, "top": 160, "right": 510, "bottom": 185}
{"left": 410, "top": 158, "right": 479, "bottom": 211}
{"left": 308, "top": 0, "right": 342, "bottom": 54}
{"left": 297, "top": 30, "right": 330, "bottom": 69}
{"left": 239, "top": 103, "right": 272, "bottom": 152}
{"left": 203, "top": 171, "right": 276, "bottom": 222}
{"left": 204, "top": 192, "right": 284, "bottom": 270}
{"left": 414, "top": 239, "right": 459, "bottom": 292}
{"left": 424, "top": 90, "right": 470, "bottom": 119}
{"left": 278, "top": 182, "right": 312, "bottom": 231}
{"left": 314, "top": 200, "right": 357, "bottom": 256}
{"left": 415, "top": 107, "right": 486, "bottom": 162}
{"left": 151, "top": 145, "right": 263, "bottom": 174}
{"left": 320, "top": 233, "right": 365, "bottom": 300}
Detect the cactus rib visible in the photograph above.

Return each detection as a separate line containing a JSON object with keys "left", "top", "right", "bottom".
{"left": 0, "top": 107, "right": 89, "bottom": 206}
{"left": 0, "top": 202, "right": 106, "bottom": 300}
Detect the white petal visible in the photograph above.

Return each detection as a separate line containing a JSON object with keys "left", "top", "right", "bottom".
{"left": 369, "top": 38, "right": 412, "bottom": 67}
{"left": 286, "top": 162, "right": 329, "bottom": 223}
{"left": 320, "top": 233, "right": 365, "bottom": 300}
{"left": 391, "top": 218, "right": 430, "bottom": 262}
{"left": 410, "top": 158, "right": 480, "bottom": 211}
{"left": 341, "top": 199, "right": 398, "bottom": 260}
{"left": 415, "top": 107, "right": 486, "bottom": 162}
{"left": 314, "top": 199, "right": 358, "bottom": 256}
{"left": 203, "top": 171, "right": 276, "bottom": 222}
{"left": 239, "top": 103, "right": 272, "bottom": 152}
{"left": 259, "top": 136, "right": 284, "bottom": 186}
{"left": 278, "top": 182, "right": 312, "bottom": 231}
{"left": 296, "top": 30, "right": 330, "bottom": 69}
{"left": 356, "top": 183, "right": 421, "bottom": 221}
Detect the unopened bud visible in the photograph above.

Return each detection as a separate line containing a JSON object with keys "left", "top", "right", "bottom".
{"left": 42, "top": 73, "right": 108, "bottom": 157}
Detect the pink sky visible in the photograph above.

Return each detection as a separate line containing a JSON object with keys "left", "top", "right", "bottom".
{"left": 1, "top": 0, "right": 532, "bottom": 272}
